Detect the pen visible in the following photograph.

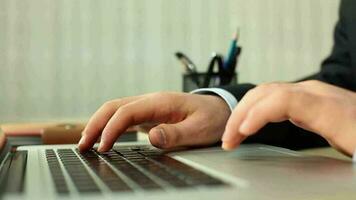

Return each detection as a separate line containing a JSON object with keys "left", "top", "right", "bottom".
{"left": 175, "top": 52, "right": 200, "bottom": 87}
{"left": 223, "top": 28, "right": 240, "bottom": 70}
{"left": 175, "top": 52, "right": 198, "bottom": 74}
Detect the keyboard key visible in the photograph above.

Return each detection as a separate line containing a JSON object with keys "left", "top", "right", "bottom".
{"left": 115, "top": 146, "right": 226, "bottom": 188}
{"left": 132, "top": 159, "right": 190, "bottom": 188}
{"left": 50, "top": 146, "right": 227, "bottom": 195}
{"left": 76, "top": 150, "right": 132, "bottom": 192}
{"left": 57, "top": 149, "right": 101, "bottom": 193}
{"left": 45, "top": 150, "right": 69, "bottom": 194}
{"left": 150, "top": 156, "right": 225, "bottom": 186}
{"left": 99, "top": 150, "right": 162, "bottom": 190}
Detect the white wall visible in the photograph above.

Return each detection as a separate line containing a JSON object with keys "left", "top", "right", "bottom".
{"left": 0, "top": 0, "right": 340, "bottom": 122}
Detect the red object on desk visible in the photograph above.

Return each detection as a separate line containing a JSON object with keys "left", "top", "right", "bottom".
{"left": 1, "top": 122, "right": 57, "bottom": 136}
{"left": 0, "top": 122, "right": 86, "bottom": 144}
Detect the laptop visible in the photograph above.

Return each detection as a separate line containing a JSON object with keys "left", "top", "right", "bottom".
{"left": 1, "top": 129, "right": 356, "bottom": 200}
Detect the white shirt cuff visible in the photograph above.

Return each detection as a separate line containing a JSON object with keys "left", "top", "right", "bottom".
{"left": 190, "top": 88, "right": 238, "bottom": 111}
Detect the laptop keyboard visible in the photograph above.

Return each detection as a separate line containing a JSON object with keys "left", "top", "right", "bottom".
{"left": 45, "top": 146, "right": 227, "bottom": 195}
{"left": 46, "top": 150, "right": 70, "bottom": 194}
{"left": 58, "top": 149, "right": 101, "bottom": 193}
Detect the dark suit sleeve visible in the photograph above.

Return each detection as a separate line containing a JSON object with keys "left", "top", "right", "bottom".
{"left": 307, "top": 0, "right": 354, "bottom": 90}
{"left": 218, "top": 1, "right": 353, "bottom": 150}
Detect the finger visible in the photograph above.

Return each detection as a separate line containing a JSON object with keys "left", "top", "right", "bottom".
{"left": 148, "top": 113, "right": 217, "bottom": 149}
{"left": 79, "top": 96, "right": 143, "bottom": 151}
{"left": 237, "top": 88, "right": 321, "bottom": 137}
{"left": 221, "top": 84, "right": 275, "bottom": 149}
{"left": 221, "top": 134, "right": 247, "bottom": 150}
{"left": 98, "top": 97, "right": 187, "bottom": 152}
{"left": 237, "top": 91, "right": 291, "bottom": 136}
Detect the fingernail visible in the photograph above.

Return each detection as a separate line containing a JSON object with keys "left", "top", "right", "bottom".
{"left": 97, "top": 145, "right": 104, "bottom": 152}
{"left": 239, "top": 120, "right": 250, "bottom": 136}
{"left": 221, "top": 131, "right": 230, "bottom": 142}
{"left": 78, "top": 135, "right": 86, "bottom": 146}
{"left": 222, "top": 142, "right": 230, "bottom": 150}
{"left": 154, "top": 128, "right": 167, "bottom": 147}
{"left": 222, "top": 141, "right": 239, "bottom": 150}
{"left": 98, "top": 138, "right": 106, "bottom": 152}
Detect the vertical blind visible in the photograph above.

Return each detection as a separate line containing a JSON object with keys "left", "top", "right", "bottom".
{"left": 0, "top": 0, "right": 340, "bottom": 122}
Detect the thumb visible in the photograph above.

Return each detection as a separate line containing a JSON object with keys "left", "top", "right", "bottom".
{"left": 148, "top": 122, "right": 187, "bottom": 149}
{"left": 148, "top": 113, "right": 222, "bottom": 149}
{"left": 149, "top": 114, "right": 211, "bottom": 149}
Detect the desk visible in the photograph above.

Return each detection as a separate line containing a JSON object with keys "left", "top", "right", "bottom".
{"left": 0, "top": 122, "right": 137, "bottom": 145}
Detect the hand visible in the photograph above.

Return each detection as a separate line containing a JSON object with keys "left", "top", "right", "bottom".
{"left": 222, "top": 80, "right": 356, "bottom": 156}
{"left": 78, "top": 92, "right": 231, "bottom": 152}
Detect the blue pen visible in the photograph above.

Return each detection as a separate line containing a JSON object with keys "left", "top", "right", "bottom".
{"left": 223, "top": 28, "right": 240, "bottom": 70}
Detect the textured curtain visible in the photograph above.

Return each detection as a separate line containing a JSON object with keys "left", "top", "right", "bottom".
{"left": 0, "top": 0, "right": 339, "bottom": 122}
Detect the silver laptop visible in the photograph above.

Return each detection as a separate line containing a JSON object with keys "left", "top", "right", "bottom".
{"left": 1, "top": 137, "right": 356, "bottom": 199}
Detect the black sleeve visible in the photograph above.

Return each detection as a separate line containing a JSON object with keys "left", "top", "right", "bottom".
{"left": 218, "top": 1, "right": 352, "bottom": 150}
{"left": 312, "top": 0, "right": 354, "bottom": 90}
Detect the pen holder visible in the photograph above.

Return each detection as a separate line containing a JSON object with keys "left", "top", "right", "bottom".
{"left": 183, "top": 72, "right": 237, "bottom": 92}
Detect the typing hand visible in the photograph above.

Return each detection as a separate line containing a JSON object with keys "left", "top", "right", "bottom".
{"left": 222, "top": 80, "right": 356, "bottom": 156}
{"left": 78, "top": 92, "right": 230, "bottom": 152}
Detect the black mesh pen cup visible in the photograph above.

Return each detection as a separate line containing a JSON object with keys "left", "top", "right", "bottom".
{"left": 183, "top": 72, "right": 237, "bottom": 92}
